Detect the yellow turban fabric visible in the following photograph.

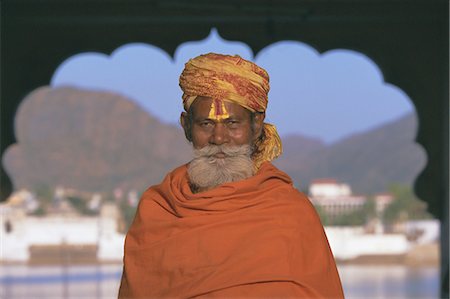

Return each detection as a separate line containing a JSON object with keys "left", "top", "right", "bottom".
{"left": 179, "top": 53, "right": 282, "bottom": 169}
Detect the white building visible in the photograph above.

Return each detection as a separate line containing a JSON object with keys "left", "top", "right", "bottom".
{"left": 374, "top": 192, "right": 394, "bottom": 213}
{"left": 0, "top": 203, "right": 125, "bottom": 263}
{"left": 325, "top": 226, "right": 410, "bottom": 260}
{"left": 309, "top": 179, "right": 393, "bottom": 223}
{"left": 309, "top": 179, "right": 352, "bottom": 198}
{"left": 309, "top": 179, "right": 367, "bottom": 218}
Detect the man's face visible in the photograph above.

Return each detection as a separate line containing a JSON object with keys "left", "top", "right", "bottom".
{"left": 182, "top": 96, "right": 262, "bottom": 149}
{"left": 181, "top": 96, "right": 265, "bottom": 192}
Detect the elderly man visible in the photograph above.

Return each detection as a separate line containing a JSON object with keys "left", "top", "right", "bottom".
{"left": 118, "top": 53, "right": 344, "bottom": 298}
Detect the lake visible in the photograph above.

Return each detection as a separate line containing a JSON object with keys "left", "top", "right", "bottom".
{"left": 0, "top": 264, "right": 440, "bottom": 298}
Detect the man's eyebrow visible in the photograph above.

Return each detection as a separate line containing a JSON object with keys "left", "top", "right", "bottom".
{"left": 193, "top": 117, "right": 235, "bottom": 125}
{"left": 192, "top": 117, "right": 215, "bottom": 124}
{"left": 193, "top": 116, "right": 212, "bottom": 121}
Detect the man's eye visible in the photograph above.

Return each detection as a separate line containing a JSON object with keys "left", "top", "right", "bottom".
{"left": 200, "top": 121, "right": 213, "bottom": 127}
{"left": 227, "top": 120, "right": 239, "bottom": 127}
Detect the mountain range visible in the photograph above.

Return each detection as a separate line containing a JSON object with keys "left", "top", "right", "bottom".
{"left": 3, "top": 87, "right": 425, "bottom": 196}
{"left": 274, "top": 112, "right": 425, "bottom": 194}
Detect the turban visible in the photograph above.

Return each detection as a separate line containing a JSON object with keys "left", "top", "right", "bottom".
{"left": 179, "top": 53, "right": 282, "bottom": 169}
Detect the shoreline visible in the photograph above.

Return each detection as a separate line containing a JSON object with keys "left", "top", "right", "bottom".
{"left": 1, "top": 243, "right": 439, "bottom": 267}
{"left": 336, "top": 242, "right": 439, "bottom": 266}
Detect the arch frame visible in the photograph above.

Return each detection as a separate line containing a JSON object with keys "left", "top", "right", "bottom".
{"left": 1, "top": 0, "right": 448, "bottom": 296}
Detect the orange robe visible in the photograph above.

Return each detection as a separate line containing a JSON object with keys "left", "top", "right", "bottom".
{"left": 119, "top": 162, "right": 344, "bottom": 298}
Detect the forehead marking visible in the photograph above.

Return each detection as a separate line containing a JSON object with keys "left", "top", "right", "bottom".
{"left": 208, "top": 99, "right": 230, "bottom": 121}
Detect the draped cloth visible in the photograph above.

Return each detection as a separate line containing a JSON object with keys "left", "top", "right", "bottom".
{"left": 179, "top": 53, "right": 282, "bottom": 170}
{"left": 118, "top": 162, "right": 344, "bottom": 298}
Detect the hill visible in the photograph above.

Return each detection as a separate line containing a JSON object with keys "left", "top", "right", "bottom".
{"left": 274, "top": 113, "right": 426, "bottom": 194}
{"left": 3, "top": 86, "right": 191, "bottom": 194}
{"left": 3, "top": 86, "right": 425, "bottom": 196}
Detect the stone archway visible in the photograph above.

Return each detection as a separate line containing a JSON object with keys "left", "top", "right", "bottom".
{"left": 2, "top": 1, "right": 448, "bottom": 296}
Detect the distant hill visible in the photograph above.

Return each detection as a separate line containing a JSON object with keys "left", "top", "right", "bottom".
{"left": 3, "top": 86, "right": 191, "bottom": 194}
{"left": 3, "top": 86, "right": 425, "bottom": 196}
{"left": 274, "top": 113, "right": 426, "bottom": 194}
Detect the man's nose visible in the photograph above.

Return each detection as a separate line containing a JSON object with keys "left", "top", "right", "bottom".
{"left": 210, "top": 123, "right": 229, "bottom": 145}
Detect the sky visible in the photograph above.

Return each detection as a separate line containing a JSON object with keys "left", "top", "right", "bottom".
{"left": 51, "top": 28, "right": 414, "bottom": 144}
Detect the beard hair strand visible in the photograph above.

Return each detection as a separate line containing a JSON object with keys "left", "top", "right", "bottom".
{"left": 187, "top": 144, "right": 254, "bottom": 192}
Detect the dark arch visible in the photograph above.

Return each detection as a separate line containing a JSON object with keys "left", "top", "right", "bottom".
{"left": 1, "top": 1, "right": 448, "bottom": 296}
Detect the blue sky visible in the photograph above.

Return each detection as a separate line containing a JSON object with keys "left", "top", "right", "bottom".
{"left": 51, "top": 28, "right": 414, "bottom": 144}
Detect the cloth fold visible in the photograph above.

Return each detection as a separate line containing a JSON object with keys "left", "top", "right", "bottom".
{"left": 180, "top": 53, "right": 269, "bottom": 113}
{"left": 119, "top": 162, "right": 344, "bottom": 298}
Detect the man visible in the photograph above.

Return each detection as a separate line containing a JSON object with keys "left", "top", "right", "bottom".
{"left": 118, "top": 53, "right": 344, "bottom": 298}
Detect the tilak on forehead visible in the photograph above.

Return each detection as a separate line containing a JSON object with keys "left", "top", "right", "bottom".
{"left": 179, "top": 52, "right": 283, "bottom": 169}
{"left": 208, "top": 99, "right": 230, "bottom": 121}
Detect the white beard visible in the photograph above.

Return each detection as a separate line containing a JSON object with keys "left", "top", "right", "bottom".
{"left": 187, "top": 144, "right": 254, "bottom": 192}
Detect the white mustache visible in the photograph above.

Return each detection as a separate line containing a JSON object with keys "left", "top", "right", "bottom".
{"left": 193, "top": 144, "right": 252, "bottom": 159}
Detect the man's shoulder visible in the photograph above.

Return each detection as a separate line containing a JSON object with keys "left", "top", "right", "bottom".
{"left": 167, "top": 163, "right": 189, "bottom": 179}
{"left": 260, "top": 164, "right": 317, "bottom": 214}
{"left": 142, "top": 164, "right": 188, "bottom": 194}
{"left": 259, "top": 162, "right": 308, "bottom": 194}
{"left": 258, "top": 162, "right": 292, "bottom": 182}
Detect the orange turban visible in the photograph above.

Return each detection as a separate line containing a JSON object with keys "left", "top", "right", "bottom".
{"left": 179, "top": 53, "right": 282, "bottom": 169}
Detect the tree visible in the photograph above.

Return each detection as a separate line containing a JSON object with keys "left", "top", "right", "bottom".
{"left": 313, "top": 204, "right": 330, "bottom": 226}
{"left": 383, "top": 184, "right": 432, "bottom": 224}
{"left": 330, "top": 197, "right": 376, "bottom": 226}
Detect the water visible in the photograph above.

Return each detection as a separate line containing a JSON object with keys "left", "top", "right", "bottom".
{"left": 0, "top": 264, "right": 440, "bottom": 299}
{"left": 0, "top": 265, "right": 122, "bottom": 299}
{"left": 338, "top": 264, "right": 440, "bottom": 299}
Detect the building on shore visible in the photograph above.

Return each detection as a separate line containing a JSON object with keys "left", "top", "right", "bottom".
{"left": 1, "top": 197, "right": 125, "bottom": 264}
{"left": 308, "top": 178, "right": 394, "bottom": 224}
{"left": 307, "top": 179, "right": 439, "bottom": 262}
{"left": 1, "top": 186, "right": 439, "bottom": 265}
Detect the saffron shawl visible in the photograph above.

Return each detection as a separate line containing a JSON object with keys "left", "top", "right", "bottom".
{"left": 119, "top": 162, "right": 344, "bottom": 298}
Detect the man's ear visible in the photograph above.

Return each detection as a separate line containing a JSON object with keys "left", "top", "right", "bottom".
{"left": 252, "top": 112, "right": 265, "bottom": 141}
{"left": 180, "top": 112, "right": 192, "bottom": 142}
